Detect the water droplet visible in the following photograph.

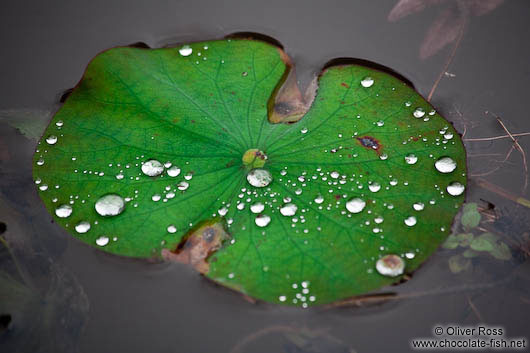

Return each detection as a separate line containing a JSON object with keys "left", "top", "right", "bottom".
{"left": 379, "top": 153, "right": 388, "bottom": 160}
{"left": 177, "top": 181, "right": 189, "bottom": 191}
{"left": 141, "top": 159, "right": 164, "bottom": 177}
{"left": 435, "top": 157, "right": 457, "bottom": 173}
{"left": 37, "top": 158, "right": 44, "bottom": 166}
{"left": 218, "top": 206, "right": 228, "bottom": 216}
{"left": 368, "top": 182, "right": 381, "bottom": 192}
{"left": 255, "top": 214, "right": 271, "bottom": 227}
{"left": 279, "top": 295, "right": 287, "bottom": 302}
{"left": 167, "top": 225, "right": 177, "bottom": 233}
{"left": 115, "top": 173, "right": 124, "bottom": 180}
{"left": 280, "top": 203, "right": 298, "bottom": 216}
{"left": 46, "top": 135, "right": 58, "bottom": 145}
{"left": 361, "top": 77, "right": 374, "bottom": 88}
{"left": 247, "top": 168, "right": 272, "bottom": 188}
{"left": 39, "top": 184, "right": 48, "bottom": 191}
{"left": 446, "top": 182, "right": 465, "bottom": 196}
{"left": 444, "top": 132, "right": 454, "bottom": 140}
{"left": 95, "top": 194, "right": 125, "bottom": 216}
{"left": 96, "top": 236, "right": 109, "bottom": 246}
{"left": 55, "top": 120, "right": 64, "bottom": 127}
{"left": 405, "top": 154, "right": 418, "bottom": 164}
{"left": 346, "top": 198, "right": 366, "bottom": 213}
{"left": 405, "top": 252, "right": 416, "bottom": 259}
{"left": 179, "top": 45, "right": 193, "bottom": 56}
{"left": 167, "top": 166, "right": 181, "bottom": 177}
{"left": 413, "top": 108, "right": 425, "bottom": 118}
{"left": 75, "top": 221, "right": 91, "bottom": 233}
{"left": 152, "top": 194, "right": 161, "bottom": 201}
{"left": 314, "top": 194, "right": 324, "bottom": 204}
{"left": 404, "top": 216, "right": 417, "bottom": 226}
{"left": 376, "top": 254, "right": 405, "bottom": 277}
{"left": 242, "top": 71, "right": 248, "bottom": 77}
{"left": 300, "top": 127, "right": 308, "bottom": 134}
{"left": 250, "top": 202, "right": 264, "bottom": 213}
{"left": 55, "top": 204, "right": 72, "bottom": 218}
{"left": 413, "top": 202, "right": 425, "bottom": 211}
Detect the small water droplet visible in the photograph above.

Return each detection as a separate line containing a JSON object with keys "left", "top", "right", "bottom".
{"left": 361, "top": 77, "right": 374, "bottom": 88}
{"left": 250, "top": 202, "right": 264, "bottom": 213}
{"left": 37, "top": 158, "right": 44, "bottom": 166}
{"left": 405, "top": 154, "right": 418, "bottom": 164}
{"left": 247, "top": 168, "right": 272, "bottom": 188}
{"left": 46, "top": 135, "right": 58, "bottom": 145}
{"left": 404, "top": 216, "right": 417, "bottom": 226}
{"left": 167, "top": 166, "right": 181, "bottom": 177}
{"left": 177, "top": 181, "right": 189, "bottom": 191}
{"left": 95, "top": 194, "right": 125, "bottom": 216}
{"left": 346, "top": 198, "right": 366, "bottom": 213}
{"left": 405, "top": 252, "right": 416, "bottom": 259}
{"left": 116, "top": 173, "right": 124, "bottom": 180}
{"left": 55, "top": 204, "right": 72, "bottom": 218}
{"left": 152, "top": 194, "right": 161, "bottom": 201}
{"left": 255, "top": 214, "right": 271, "bottom": 227}
{"left": 242, "top": 71, "right": 248, "bottom": 77}
{"left": 179, "top": 45, "right": 193, "bottom": 56}
{"left": 446, "top": 182, "right": 465, "bottom": 196}
{"left": 300, "top": 127, "right": 308, "bottom": 134}
{"left": 96, "top": 236, "right": 109, "bottom": 246}
{"left": 314, "top": 194, "right": 324, "bottom": 204}
{"left": 435, "top": 157, "right": 457, "bottom": 173}
{"left": 413, "top": 108, "right": 425, "bottom": 118}
{"left": 39, "top": 184, "right": 48, "bottom": 191}
{"left": 75, "top": 221, "right": 91, "bottom": 233}
{"left": 167, "top": 225, "right": 177, "bottom": 233}
{"left": 55, "top": 120, "right": 64, "bottom": 127}
{"left": 280, "top": 203, "right": 298, "bottom": 216}
{"left": 376, "top": 254, "right": 405, "bottom": 277}
{"left": 141, "top": 159, "right": 164, "bottom": 177}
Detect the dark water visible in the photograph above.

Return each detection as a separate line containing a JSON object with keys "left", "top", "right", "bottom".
{"left": 1, "top": 1, "right": 529, "bottom": 352}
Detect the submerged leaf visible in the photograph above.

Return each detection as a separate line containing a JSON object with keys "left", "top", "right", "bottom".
{"left": 33, "top": 38, "right": 467, "bottom": 306}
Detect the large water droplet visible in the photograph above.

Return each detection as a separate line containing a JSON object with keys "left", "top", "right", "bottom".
{"left": 280, "top": 203, "right": 298, "bottom": 217}
{"left": 361, "top": 77, "right": 374, "bottom": 88}
{"left": 167, "top": 166, "right": 181, "bottom": 177}
{"left": 413, "top": 202, "right": 425, "bottom": 211}
{"left": 55, "top": 204, "right": 72, "bottom": 218}
{"left": 346, "top": 198, "right": 366, "bottom": 214}
{"left": 255, "top": 214, "right": 271, "bottom": 227}
{"left": 447, "top": 182, "right": 465, "bottom": 196}
{"left": 435, "top": 157, "right": 457, "bottom": 173}
{"left": 95, "top": 194, "right": 125, "bottom": 216}
{"left": 314, "top": 194, "right": 324, "bottom": 204}
{"left": 405, "top": 154, "right": 418, "bottom": 165}
{"left": 46, "top": 135, "right": 58, "bottom": 145}
{"left": 75, "top": 221, "right": 91, "bottom": 233}
{"left": 376, "top": 254, "right": 405, "bottom": 277}
{"left": 250, "top": 202, "right": 264, "bottom": 213}
{"left": 247, "top": 168, "right": 272, "bottom": 188}
{"left": 141, "top": 159, "right": 164, "bottom": 177}
{"left": 179, "top": 45, "right": 193, "bottom": 56}
{"left": 413, "top": 108, "right": 425, "bottom": 118}
{"left": 404, "top": 216, "right": 417, "bottom": 226}
{"left": 96, "top": 236, "right": 109, "bottom": 246}
{"left": 368, "top": 182, "right": 381, "bottom": 192}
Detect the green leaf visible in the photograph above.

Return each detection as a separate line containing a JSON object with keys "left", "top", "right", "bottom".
{"left": 470, "top": 233, "right": 496, "bottom": 252}
{"left": 461, "top": 202, "right": 481, "bottom": 229}
{"left": 442, "top": 234, "right": 460, "bottom": 249}
{"left": 490, "top": 242, "right": 512, "bottom": 261}
{"left": 455, "top": 232, "right": 474, "bottom": 247}
{"left": 32, "top": 39, "right": 467, "bottom": 306}
{"left": 448, "top": 254, "right": 471, "bottom": 273}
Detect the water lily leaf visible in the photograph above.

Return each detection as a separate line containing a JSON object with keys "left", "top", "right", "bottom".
{"left": 32, "top": 38, "right": 466, "bottom": 306}
{"left": 461, "top": 202, "right": 480, "bottom": 229}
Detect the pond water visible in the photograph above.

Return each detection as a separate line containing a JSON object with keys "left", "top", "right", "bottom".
{"left": 1, "top": 1, "right": 529, "bottom": 352}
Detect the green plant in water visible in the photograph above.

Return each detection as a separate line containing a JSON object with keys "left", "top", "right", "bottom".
{"left": 33, "top": 38, "right": 467, "bottom": 306}
{"left": 443, "top": 202, "right": 512, "bottom": 273}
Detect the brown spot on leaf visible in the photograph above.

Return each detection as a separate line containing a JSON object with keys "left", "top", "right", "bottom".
{"left": 356, "top": 136, "right": 382, "bottom": 154}
{"left": 162, "top": 220, "right": 230, "bottom": 274}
